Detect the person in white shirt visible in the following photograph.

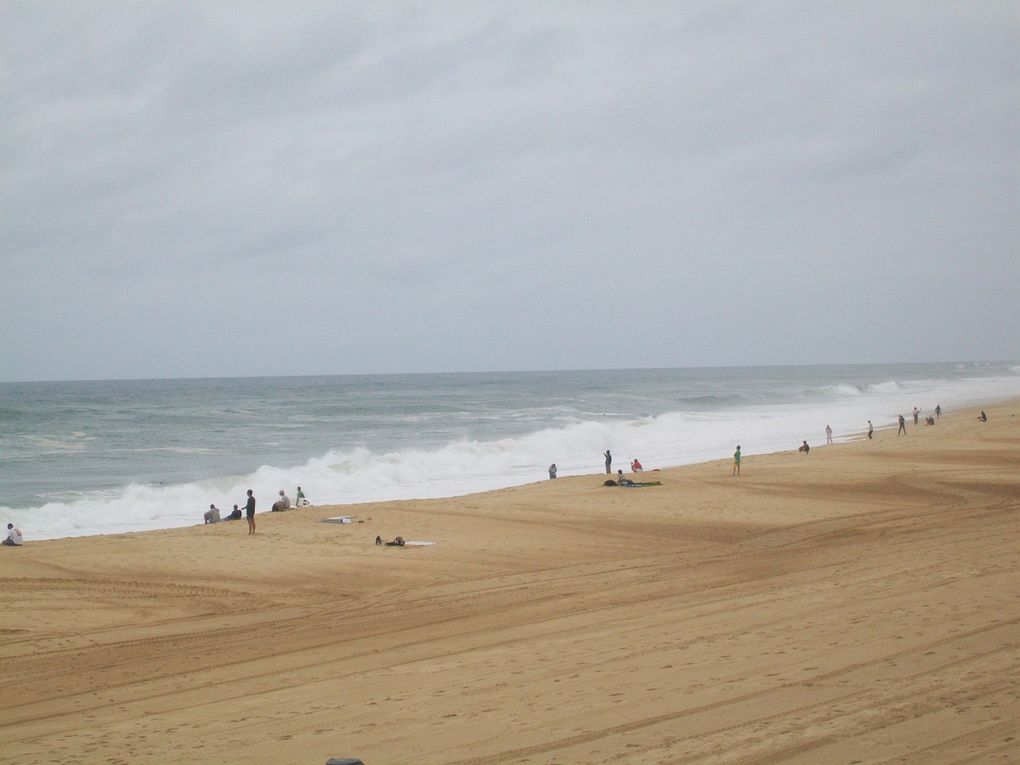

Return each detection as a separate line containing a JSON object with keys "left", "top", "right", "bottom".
{"left": 3, "top": 523, "right": 23, "bottom": 546}
{"left": 203, "top": 504, "right": 221, "bottom": 524}
{"left": 272, "top": 490, "right": 292, "bottom": 512}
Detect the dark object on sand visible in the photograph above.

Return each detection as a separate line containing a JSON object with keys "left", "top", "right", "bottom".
{"left": 603, "top": 479, "right": 617, "bottom": 486}
{"left": 326, "top": 758, "right": 365, "bottom": 765}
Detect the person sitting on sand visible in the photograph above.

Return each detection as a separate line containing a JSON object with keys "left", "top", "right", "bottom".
{"left": 204, "top": 504, "right": 221, "bottom": 524}
{"left": 978, "top": 411, "right": 987, "bottom": 422}
{"left": 385, "top": 536, "right": 405, "bottom": 547}
{"left": 631, "top": 458, "right": 643, "bottom": 472}
{"left": 3, "top": 523, "right": 23, "bottom": 546}
{"left": 616, "top": 469, "right": 635, "bottom": 486}
{"left": 271, "top": 490, "right": 291, "bottom": 512}
{"left": 224, "top": 504, "right": 242, "bottom": 521}
{"left": 799, "top": 441, "right": 810, "bottom": 454}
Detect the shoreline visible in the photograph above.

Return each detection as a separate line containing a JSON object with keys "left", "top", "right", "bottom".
{"left": 11, "top": 394, "right": 1019, "bottom": 545}
{"left": 1, "top": 400, "right": 1018, "bottom": 763}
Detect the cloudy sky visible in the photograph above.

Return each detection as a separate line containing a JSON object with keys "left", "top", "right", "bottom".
{"left": 2, "top": 2, "right": 1017, "bottom": 382}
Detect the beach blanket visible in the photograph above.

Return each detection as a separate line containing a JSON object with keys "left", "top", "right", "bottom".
{"left": 321, "top": 516, "right": 354, "bottom": 524}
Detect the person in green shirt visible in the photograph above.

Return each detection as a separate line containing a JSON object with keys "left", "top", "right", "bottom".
{"left": 732, "top": 445, "right": 741, "bottom": 476}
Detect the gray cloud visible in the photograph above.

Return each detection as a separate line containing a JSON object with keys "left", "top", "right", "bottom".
{"left": 1, "top": 1, "right": 1017, "bottom": 380}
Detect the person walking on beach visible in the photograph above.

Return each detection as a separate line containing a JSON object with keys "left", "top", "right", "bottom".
{"left": 732, "top": 445, "right": 741, "bottom": 476}
{"left": 867, "top": 420, "right": 874, "bottom": 439}
{"left": 245, "top": 489, "right": 256, "bottom": 535}
{"left": 897, "top": 415, "right": 907, "bottom": 435}
{"left": 604, "top": 450, "right": 612, "bottom": 474}
{"left": 935, "top": 404, "right": 942, "bottom": 418}
{"left": 825, "top": 424, "right": 833, "bottom": 444}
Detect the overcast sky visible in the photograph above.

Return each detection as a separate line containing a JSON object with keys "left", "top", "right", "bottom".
{"left": 1, "top": 2, "right": 1017, "bottom": 382}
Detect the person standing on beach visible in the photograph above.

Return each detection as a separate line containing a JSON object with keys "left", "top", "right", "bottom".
{"left": 935, "top": 404, "right": 942, "bottom": 418}
{"left": 825, "top": 424, "right": 833, "bottom": 444}
{"left": 548, "top": 463, "right": 557, "bottom": 479}
{"left": 245, "top": 489, "right": 256, "bottom": 535}
{"left": 913, "top": 407, "right": 920, "bottom": 425}
{"left": 868, "top": 420, "right": 874, "bottom": 439}
{"left": 897, "top": 415, "right": 907, "bottom": 435}
{"left": 604, "top": 450, "right": 612, "bottom": 474}
{"left": 732, "top": 445, "right": 741, "bottom": 476}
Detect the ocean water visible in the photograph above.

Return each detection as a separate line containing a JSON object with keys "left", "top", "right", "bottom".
{"left": 1, "top": 362, "right": 1017, "bottom": 540}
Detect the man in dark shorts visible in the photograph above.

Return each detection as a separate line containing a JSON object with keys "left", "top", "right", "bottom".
{"left": 245, "top": 489, "right": 256, "bottom": 535}
{"left": 897, "top": 415, "right": 907, "bottom": 435}
{"left": 604, "top": 450, "right": 612, "bottom": 474}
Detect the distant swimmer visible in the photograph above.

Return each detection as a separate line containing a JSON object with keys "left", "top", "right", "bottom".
{"left": 825, "top": 424, "right": 833, "bottom": 444}
{"left": 245, "top": 489, "right": 256, "bottom": 535}
{"left": 867, "top": 420, "right": 874, "bottom": 439}
{"left": 272, "top": 490, "right": 291, "bottom": 512}
{"left": 897, "top": 415, "right": 907, "bottom": 435}
{"left": 204, "top": 504, "right": 221, "bottom": 524}
{"left": 2, "top": 523, "right": 23, "bottom": 546}
{"left": 732, "top": 445, "right": 741, "bottom": 476}
{"left": 604, "top": 450, "right": 612, "bottom": 475}
{"left": 798, "top": 440, "right": 810, "bottom": 454}
{"left": 548, "top": 463, "right": 557, "bottom": 479}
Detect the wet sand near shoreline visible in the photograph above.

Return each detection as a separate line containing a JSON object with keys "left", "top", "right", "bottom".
{"left": 1, "top": 403, "right": 1018, "bottom": 764}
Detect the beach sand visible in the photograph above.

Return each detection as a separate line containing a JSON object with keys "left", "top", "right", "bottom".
{"left": 1, "top": 403, "right": 1018, "bottom": 764}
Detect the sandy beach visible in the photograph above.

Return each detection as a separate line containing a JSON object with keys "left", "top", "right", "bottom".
{"left": 1, "top": 402, "right": 1017, "bottom": 764}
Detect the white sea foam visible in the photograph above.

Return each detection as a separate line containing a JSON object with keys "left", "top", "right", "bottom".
{"left": 3, "top": 369, "right": 1018, "bottom": 541}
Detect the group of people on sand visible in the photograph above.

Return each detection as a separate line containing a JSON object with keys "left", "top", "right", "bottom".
{"left": 731, "top": 403, "right": 963, "bottom": 474}
{"left": 601, "top": 450, "right": 644, "bottom": 475}
{"left": 547, "top": 453, "right": 645, "bottom": 481}
{"left": 203, "top": 486, "right": 310, "bottom": 534}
